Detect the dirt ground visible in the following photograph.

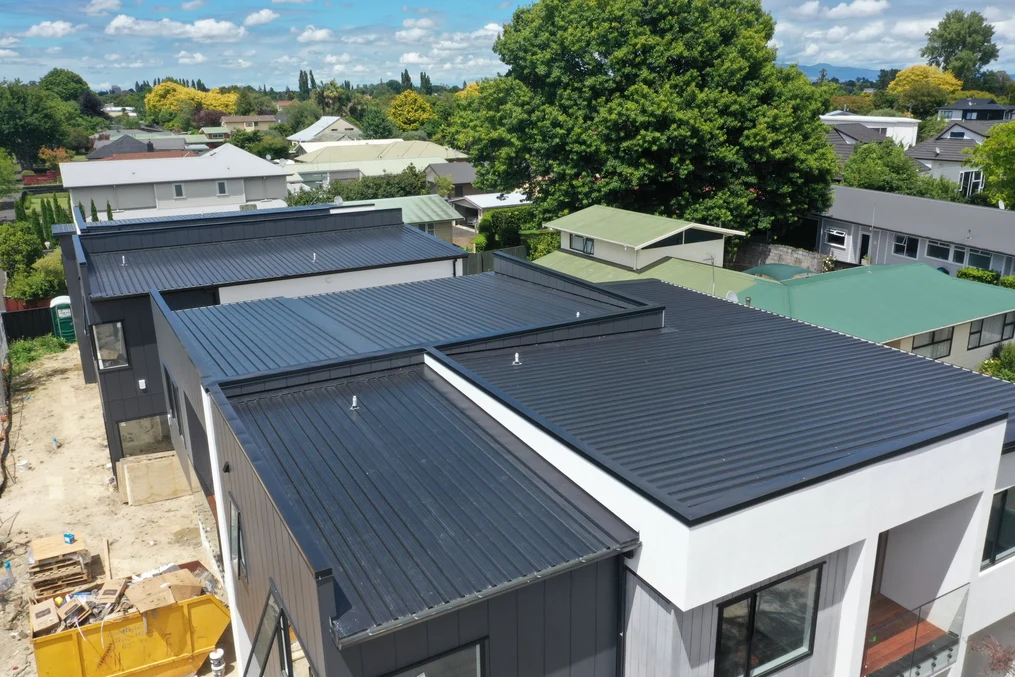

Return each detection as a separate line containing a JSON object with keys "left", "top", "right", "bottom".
{"left": 0, "top": 346, "right": 233, "bottom": 676}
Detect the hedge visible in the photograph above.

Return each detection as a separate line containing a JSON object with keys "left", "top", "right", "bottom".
{"left": 957, "top": 267, "right": 1001, "bottom": 285}
{"left": 1000, "top": 276, "right": 1015, "bottom": 290}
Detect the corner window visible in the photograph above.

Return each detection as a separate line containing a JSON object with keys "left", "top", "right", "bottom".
{"left": 386, "top": 643, "right": 484, "bottom": 677}
{"left": 960, "top": 170, "right": 984, "bottom": 197}
{"left": 912, "top": 327, "right": 953, "bottom": 359}
{"left": 416, "top": 223, "right": 436, "bottom": 235}
{"left": 893, "top": 235, "right": 919, "bottom": 259}
{"left": 716, "top": 566, "right": 822, "bottom": 677}
{"left": 230, "top": 497, "right": 246, "bottom": 582}
{"left": 968, "top": 312, "right": 1015, "bottom": 349}
{"left": 173, "top": 183, "right": 185, "bottom": 199}
{"left": 570, "top": 233, "right": 594, "bottom": 255}
{"left": 968, "top": 247, "right": 993, "bottom": 270}
{"left": 983, "top": 488, "right": 1015, "bottom": 568}
{"left": 244, "top": 589, "right": 315, "bottom": 677}
{"left": 93, "top": 321, "right": 128, "bottom": 370}
{"left": 825, "top": 229, "right": 847, "bottom": 248}
{"left": 217, "top": 181, "right": 228, "bottom": 196}
{"left": 925, "top": 240, "right": 952, "bottom": 261}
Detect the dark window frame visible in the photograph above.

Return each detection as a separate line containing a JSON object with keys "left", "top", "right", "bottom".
{"left": 825, "top": 230, "right": 846, "bottom": 248}
{"left": 93, "top": 321, "right": 129, "bottom": 371}
{"left": 715, "top": 563, "right": 823, "bottom": 677}
{"left": 173, "top": 183, "right": 185, "bottom": 199}
{"left": 244, "top": 583, "right": 320, "bottom": 677}
{"left": 378, "top": 639, "right": 488, "bottom": 677}
{"left": 893, "top": 234, "right": 919, "bottom": 259}
{"left": 925, "top": 240, "right": 952, "bottom": 261}
{"left": 968, "top": 312, "right": 1015, "bottom": 350}
{"left": 217, "top": 180, "right": 228, "bottom": 196}
{"left": 229, "top": 493, "right": 247, "bottom": 583}
{"left": 912, "top": 326, "right": 953, "bottom": 359}
{"left": 983, "top": 488, "right": 1015, "bottom": 569}
{"left": 163, "top": 366, "right": 183, "bottom": 435}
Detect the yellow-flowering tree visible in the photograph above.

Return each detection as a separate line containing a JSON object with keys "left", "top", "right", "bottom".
{"left": 387, "top": 90, "right": 436, "bottom": 131}
{"left": 887, "top": 65, "right": 963, "bottom": 96}
{"left": 144, "top": 82, "right": 238, "bottom": 122}
{"left": 455, "top": 81, "right": 480, "bottom": 98}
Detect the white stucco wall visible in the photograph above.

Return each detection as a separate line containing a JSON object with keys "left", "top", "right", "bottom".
{"left": 154, "top": 178, "right": 247, "bottom": 209}
{"left": 636, "top": 239, "right": 726, "bottom": 269}
{"left": 217, "top": 259, "right": 456, "bottom": 304}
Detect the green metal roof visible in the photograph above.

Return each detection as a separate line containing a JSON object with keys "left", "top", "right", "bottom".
{"left": 199, "top": 127, "right": 231, "bottom": 135}
{"left": 343, "top": 194, "right": 460, "bottom": 224}
{"left": 539, "top": 251, "right": 1015, "bottom": 343}
{"left": 543, "top": 205, "right": 744, "bottom": 249}
{"left": 743, "top": 263, "right": 813, "bottom": 281}
{"left": 184, "top": 134, "right": 210, "bottom": 143}
{"left": 286, "top": 157, "right": 448, "bottom": 179}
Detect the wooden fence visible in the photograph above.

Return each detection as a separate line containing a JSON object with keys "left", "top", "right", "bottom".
{"left": 463, "top": 245, "right": 527, "bottom": 275}
{"left": 2, "top": 307, "right": 54, "bottom": 342}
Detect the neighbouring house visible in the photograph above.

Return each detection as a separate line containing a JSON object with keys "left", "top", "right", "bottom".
{"left": 906, "top": 120, "right": 1006, "bottom": 195}
{"left": 61, "top": 144, "right": 289, "bottom": 217}
{"left": 543, "top": 204, "right": 745, "bottom": 269}
{"left": 817, "top": 185, "right": 1015, "bottom": 274}
{"left": 87, "top": 135, "right": 188, "bottom": 160}
{"left": 938, "top": 97, "right": 1015, "bottom": 121}
{"left": 426, "top": 161, "right": 479, "bottom": 197}
{"left": 220, "top": 115, "right": 279, "bottom": 132}
{"left": 286, "top": 115, "right": 363, "bottom": 145}
{"left": 284, "top": 156, "right": 449, "bottom": 191}
{"left": 198, "top": 126, "right": 231, "bottom": 142}
{"left": 821, "top": 111, "right": 921, "bottom": 148}
{"left": 825, "top": 123, "right": 889, "bottom": 164}
{"left": 94, "top": 150, "right": 198, "bottom": 162}
{"left": 342, "top": 194, "right": 460, "bottom": 242}
{"left": 451, "top": 191, "right": 532, "bottom": 227}
{"left": 148, "top": 248, "right": 1015, "bottom": 677}
{"left": 102, "top": 106, "right": 137, "bottom": 118}
{"left": 291, "top": 138, "right": 403, "bottom": 156}
{"left": 294, "top": 140, "right": 467, "bottom": 164}
{"left": 54, "top": 203, "right": 467, "bottom": 473}
{"left": 276, "top": 100, "right": 292, "bottom": 111}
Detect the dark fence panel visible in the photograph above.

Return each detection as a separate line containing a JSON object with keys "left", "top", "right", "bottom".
{"left": 463, "top": 245, "right": 527, "bottom": 275}
{"left": 3, "top": 307, "right": 54, "bottom": 342}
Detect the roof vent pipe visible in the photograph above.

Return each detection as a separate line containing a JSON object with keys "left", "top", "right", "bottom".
{"left": 350, "top": 395, "right": 359, "bottom": 410}
{"left": 312, "top": 252, "right": 317, "bottom": 263}
{"left": 512, "top": 352, "right": 521, "bottom": 366}
{"left": 745, "top": 296, "right": 752, "bottom": 307}
{"left": 576, "top": 311, "right": 580, "bottom": 318}
{"left": 121, "top": 255, "right": 126, "bottom": 266}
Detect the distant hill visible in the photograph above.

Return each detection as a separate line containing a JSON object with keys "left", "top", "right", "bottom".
{"left": 779, "top": 63, "right": 884, "bottom": 82}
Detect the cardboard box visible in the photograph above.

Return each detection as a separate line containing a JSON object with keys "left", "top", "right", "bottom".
{"left": 56, "top": 597, "right": 90, "bottom": 624}
{"left": 97, "top": 579, "right": 127, "bottom": 606}
{"left": 30, "top": 600, "right": 60, "bottom": 636}
{"left": 125, "top": 570, "right": 204, "bottom": 613}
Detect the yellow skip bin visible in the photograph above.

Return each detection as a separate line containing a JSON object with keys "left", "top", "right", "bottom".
{"left": 33, "top": 593, "right": 230, "bottom": 677}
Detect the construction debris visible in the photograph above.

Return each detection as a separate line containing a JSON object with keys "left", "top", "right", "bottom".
{"left": 26, "top": 536, "right": 91, "bottom": 603}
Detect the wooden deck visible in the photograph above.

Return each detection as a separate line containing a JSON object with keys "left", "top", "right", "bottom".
{"left": 862, "top": 594, "right": 947, "bottom": 676}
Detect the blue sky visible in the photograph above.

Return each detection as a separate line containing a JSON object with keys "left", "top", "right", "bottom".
{"left": 0, "top": 0, "right": 1013, "bottom": 91}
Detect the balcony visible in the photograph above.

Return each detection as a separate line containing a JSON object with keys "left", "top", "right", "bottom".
{"left": 861, "top": 586, "right": 968, "bottom": 677}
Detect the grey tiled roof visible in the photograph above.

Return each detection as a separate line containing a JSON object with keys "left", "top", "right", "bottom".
{"left": 906, "top": 137, "right": 977, "bottom": 162}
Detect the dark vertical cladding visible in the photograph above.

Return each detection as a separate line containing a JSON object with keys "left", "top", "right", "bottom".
{"left": 56, "top": 232, "right": 96, "bottom": 383}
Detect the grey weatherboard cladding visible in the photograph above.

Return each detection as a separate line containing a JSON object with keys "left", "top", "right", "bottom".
{"left": 452, "top": 280, "right": 1015, "bottom": 524}
{"left": 227, "top": 364, "right": 637, "bottom": 642}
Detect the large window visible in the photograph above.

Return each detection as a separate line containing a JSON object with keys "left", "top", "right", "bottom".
{"left": 93, "top": 322, "right": 128, "bottom": 370}
{"left": 217, "top": 181, "right": 228, "bottom": 196}
{"left": 570, "top": 234, "right": 594, "bottom": 255}
{"left": 912, "top": 327, "right": 953, "bottom": 359}
{"left": 968, "top": 312, "right": 1015, "bottom": 350}
{"left": 825, "top": 230, "right": 846, "bottom": 248}
{"left": 968, "top": 247, "right": 993, "bottom": 270}
{"left": 118, "top": 414, "right": 173, "bottom": 456}
{"left": 245, "top": 590, "right": 316, "bottom": 677}
{"left": 416, "top": 223, "right": 436, "bottom": 235}
{"left": 230, "top": 497, "right": 246, "bottom": 582}
{"left": 386, "top": 643, "right": 483, "bottom": 677}
{"left": 715, "top": 566, "right": 822, "bottom": 677}
{"left": 960, "top": 170, "right": 984, "bottom": 197}
{"left": 983, "top": 488, "right": 1015, "bottom": 568}
{"left": 893, "top": 235, "right": 919, "bottom": 259}
{"left": 925, "top": 240, "right": 952, "bottom": 261}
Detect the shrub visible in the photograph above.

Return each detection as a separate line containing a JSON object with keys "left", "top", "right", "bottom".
{"left": 8, "top": 335, "right": 68, "bottom": 377}
{"left": 472, "top": 233, "right": 489, "bottom": 252}
{"left": 5, "top": 251, "right": 67, "bottom": 301}
{"left": 524, "top": 230, "right": 560, "bottom": 260}
{"left": 476, "top": 206, "right": 535, "bottom": 249}
{"left": 980, "top": 342, "right": 1015, "bottom": 383}
{"left": 957, "top": 267, "right": 1000, "bottom": 285}
{"left": 1001, "top": 276, "right": 1015, "bottom": 289}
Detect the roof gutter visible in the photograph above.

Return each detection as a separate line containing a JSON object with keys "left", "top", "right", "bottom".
{"left": 331, "top": 537, "right": 639, "bottom": 650}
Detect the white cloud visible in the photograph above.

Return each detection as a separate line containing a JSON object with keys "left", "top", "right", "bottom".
{"left": 0, "top": 49, "right": 18, "bottom": 58}
{"left": 176, "top": 50, "right": 207, "bottom": 64}
{"left": 296, "top": 25, "right": 334, "bottom": 42}
{"left": 0, "top": 37, "right": 19, "bottom": 47}
{"left": 273, "top": 55, "right": 303, "bottom": 65}
{"left": 803, "top": 43, "right": 820, "bottom": 57}
{"left": 23, "top": 21, "right": 81, "bottom": 38}
{"left": 399, "top": 51, "right": 429, "bottom": 64}
{"left": 91, "top": 82, "right": 112, "bottom": 91}
{"left": 402, "top": 17, "right": 434, "bottom": 29}
{"left": 222, "top": 58, "right": 253, "bottom": 68}
{"left": 45, "top": 46, "right": 62, "bottom": 53}
{"left": 244, "top": 9, "right": 279, "bottom": 26}
{"left": 396, "top": 27, "right": 430, "bottom": 42}
{"left": 84, "top": 0, "right": 121, "bottom": 16}
{"left": 790, "top": 1, "right": 821, "bottom": 17}
{"left": 323, "top": 52, "right": 351, "bottom": 64}
{"left": 852, "top": 20, "right": 885, "bottom": 40}
{"left": 824, "top": 25, "right": 849, "bottom": 42}
{"left": 826, "top": 0, "right": 889, "bottom": 19}
{"left": 181, "top": 0, "right": 204, "bottom": 8}
{"left": 890, "top": 19, "right": 936, "bottom": 39}
{"left": 433, "top": 39, "right": 468, "bottom": 51}
{"left": 104, "top": 14, "right": 247, "bottom": 42}
{"left": 105, "top": 53, "right": 122, "bottom": 60}
{"left": 341, "top": 33, "right": 379, "bottom": 44}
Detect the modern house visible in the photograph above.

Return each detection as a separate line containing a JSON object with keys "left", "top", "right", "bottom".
{"left": 938, "top": 97, "right": 1015, "bottom": 121}
{"left": 427, "top": 161, "right": 479, "bottom": 197}
{"left": 294, "top": 140, "right": 466, "bottom": 164}
{"left": 54, "top": 204, "right": 467, "bottom": 470}
{"left": 86, "top": 135, "right": 189, "bottom": 160}
{"left": 825, "top": 123, "right": 889, "bottom": 164}
{"left": 286, "top": 115, "right": 363, "bottom": 145}
{"left": 906, "top": 120, "right": 1004, "bottom": 195}
{"left": 60, "top": 144, "right": 289, "bottom": 217}
{"left": 451, "top": 191, "right": 532, "bottom": 226}
{"left": 821, "top": 111, "right": 920, "bottom": 148}
{"left": 817, "top": 185, "right": 1015, "bottom": 274}
{"left": 199, "top": 126, "right": 231, "bottom": 143}
{"left": 149, "top": 250, "right": 1015, "bottom": 677}
{"left": 284, "top": 157, "right": 448, "bottom": 190}
{"left": 220, "top": 115, "right": 279, "bottom": 132}
{"left": 342, "top": 194, "right": 460, "bottom": 242}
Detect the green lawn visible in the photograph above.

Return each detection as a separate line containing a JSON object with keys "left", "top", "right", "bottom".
{"left": 26, "top": 192, "right": 71, "bottom": 212}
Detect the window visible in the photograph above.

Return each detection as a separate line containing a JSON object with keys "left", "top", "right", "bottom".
{"left": 968, "top": 247, "right": 993, "bottom": 270}
{"left": 570, "top": 233, "right": 594, "bottom": 255}
{"left": 983, "top": 488, "right": 1015, "bottom": 568}
{"left": 893, "top": 234, "right": 919, "bottom": 259}
{"left": 716, "top": 566, "right": 822, "bottom": 677}
{"left": 173, "top": 183, "right": 185, "bottom": 199}
{"left": 386, "top": 643, "right": 484, "bottom": 677}
{"left": 245, "top": 121, "right": 255, "bottom": 128}
{"left": 93, "top": 322, "right": 127, "bottom": 370}
{"left": 952, "top": 246, "right": 966, "bottom": 265}
{"left": 960, "top": 170, "right": 984, "bottom": 197}
{"left": 454, "top": 185, "right": 465, "bottom": 198}
{"left": 925, "top": 240, "right": 952, "bottom": 261}
{"left": 941, "top": 110, "right": 954, "bottom": 119}
{"left": 164, "top": 367, "right": 182, "bottom": 434}
{"left": 912, "top": 327, "right": 953, "bottom": 359}
{"left": 217, "top": 181, "right": 228, "bottom": 196}
{"left": 949, "top": 131, "right": 966, "bottom": 138}
{"left": 968, "top": 312, "right": 1015, "bottom": 349}
{"left": 824, "top": 230, "right": 846, "bottom": 248}
{"left": 118, "top": 414, "right": 173, "bottom": 456}
{"left": 230, "top": 498, "right": 246, "bottom": 582}
{"left": 870, "top": 127, "right": 887, "bottom": 134}
{"left": 968, "top": 112, "right": 980, "bottom": 120}
{"left": 244, "top": 589, "right": 316, "bottom": 677}
{"left": 416, "top": 223, "right": 436, "bottom": 235}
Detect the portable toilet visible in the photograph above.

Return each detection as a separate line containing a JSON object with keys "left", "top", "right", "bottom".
{"left": 49, "top": 296, "right": 75, "bottom": 342}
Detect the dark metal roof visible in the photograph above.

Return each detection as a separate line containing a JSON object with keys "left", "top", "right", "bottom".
{"left": 906, "top": 137, "right": 977, "bottom": 162}
{"left": 427, "top": 161, "right": 477, "bottom": 184}
{"left": 950, "top": 120, "right": 1004, "bottom": 137}
{"left": 229, "top": 364, "right": 637, "bottom": 642}
{"left": 825, "top": 125, "right": 888, "bottom": 164}
{"left": 451, "top": 279, "right": 1015, "bottom": 524}
{"left": 86, "top": 224, "right": 464, "bottom": 298}
{"left": 940, "top": 98, "right": 1015, "bottom": 111}
{"left": 80, "top": 203, "right": 334, "bottom": 230}
{"left": 833, "top": 123, "right": 887, "bottom": 143}
{"left": 176, "top": 272, "right": 633, "bottom": 377}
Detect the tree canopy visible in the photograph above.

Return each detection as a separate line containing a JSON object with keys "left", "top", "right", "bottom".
{"left": 0, "top": 82, "right": 66, "bottom": 167}
{"left": 921, "top": 10, "right": 999, "bottom": 85}
{"left": 39, "top": 68, "right": 90, "bottom": 102}
{"left": 144, "top": 82, "right": 238, "bottom": 124}
{"left": 965, "top": 121, "right": 1015, "bottom": 208}
{"left": 227, "top": 130, "right": 289, "bottom": 160}
{"left": 898, "top": 81, "right": 950, "bottom": 119}
{"left": 888, "top": 65, "right": 963, "bottom": 98}
{"left": 842, "top": 142, "right": 919, "bottom": 194}
{"left": 0, "top": 151, "right": 16, "bottom": 199}
{"left": 388, "top": 90, "right": 436, "bottom": 131}
{"left": 287, "top": 165, "right": 429, "bottom": 205}
{"left": 361, "top": 107, "right": 399, "bottom": 139}
{"left": 444, "top": 0, "right": 836, "bottom": 237}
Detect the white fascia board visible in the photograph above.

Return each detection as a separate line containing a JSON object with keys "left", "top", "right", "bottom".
{"left": 681, "top": 421, "right": 1005, "bottom": 609}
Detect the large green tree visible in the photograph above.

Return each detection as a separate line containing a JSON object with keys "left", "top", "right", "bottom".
{"left": 0, "top": 222, "right": 44, "bottom": 275}
{"left": 0, "top": 82, "right": 66, "bottom": 167}
{"left": 921, "top": 10, "right": 999, "bottom": 84}
{"left": 0, "top": 150, "right": 16, "bottom": 199}
{"left": 39, "top": 68, "right": 91, "bottom": 102}
{"left": 966, "top": 122, "right": 1015, "bottom": 208}
{"left": 445, "top": 0, "right": 837, "bottom": 236}
{"left": 360, "top": 107, "right": 399, "bottom": 139}
{"left": 842, "top": 142, "right": 918, "bottom": 194}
